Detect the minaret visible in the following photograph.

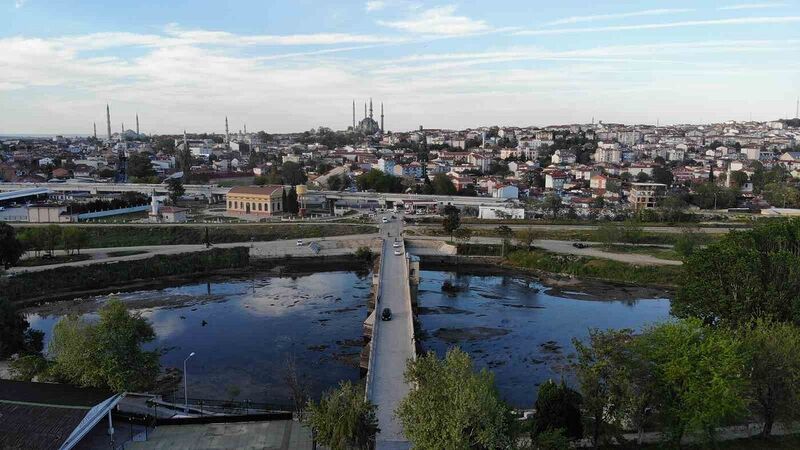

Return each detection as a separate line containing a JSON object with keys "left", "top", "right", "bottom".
{"left": 225, "top": 116, "right": 230, "bottom": 147}
{"left": 364, "top": 102, "right": 367, "bottom": 119}
{"left": 380, "top": 102, "right": 384, "bottom": 133}
{"left": 106, "top": 104, "right": 112, "bottom": 140}
{"left": 93, "top": 122, "right": 97, "bottom": 140}
{"left": 136, "top": 114, "right": 139, "bottom": 135}
{"left": 244, "top": 124, "right": 247, "bottom": 135}
{"left": 352, "top": 100, "right": 356, "bottom": 130}
{"left": 369, "top": 98, "right": 373, "bottom": 119}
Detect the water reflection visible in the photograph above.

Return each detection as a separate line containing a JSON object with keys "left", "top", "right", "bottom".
{"left": 417, "top": 270, "right": 671, "bottom": 408}
{"left": 27, "top": 271, "right": 371, "bottom": 405}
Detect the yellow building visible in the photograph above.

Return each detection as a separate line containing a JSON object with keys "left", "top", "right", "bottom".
{"left": 226, "top": 185, "right": 285, "bottom": 216}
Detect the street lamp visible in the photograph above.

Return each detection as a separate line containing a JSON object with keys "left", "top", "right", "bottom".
{"left": 184, "top": 352, "right": 195, "bottom": 413}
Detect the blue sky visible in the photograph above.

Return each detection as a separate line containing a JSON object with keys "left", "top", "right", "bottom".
{"left": 2, "top": 0, "right": 799, "bottom": 134}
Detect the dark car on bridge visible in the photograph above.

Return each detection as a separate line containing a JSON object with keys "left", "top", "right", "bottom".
{"left": 381, "top": 308, "right": 392, "bottom": 321}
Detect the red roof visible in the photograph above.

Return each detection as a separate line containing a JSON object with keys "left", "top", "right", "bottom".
{"left": 228, "top": 185, "right": 284, "bottom": 196}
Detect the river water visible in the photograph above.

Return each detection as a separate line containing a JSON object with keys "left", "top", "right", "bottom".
{"left": 26, "top": 271, "right": 372, "bottom": 405}
{"left": 26, "top": 269, "right": 670, "bottom": 408}
{"left": 416, "top": 270, "right": 671, "bottom": 408}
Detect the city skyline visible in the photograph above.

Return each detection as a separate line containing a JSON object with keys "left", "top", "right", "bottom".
{"left": 2, "top": 0, "right": 800, "bottom": 134}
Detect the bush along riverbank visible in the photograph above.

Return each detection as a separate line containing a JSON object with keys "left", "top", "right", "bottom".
{"left": 1, "top": 247, "right": 250, "bottom": 303}
{"left": 505, "top": 249, "right": 682, "bottom": 286}
{"left": 14, "top": 223, "right": 376, "bottom": 249}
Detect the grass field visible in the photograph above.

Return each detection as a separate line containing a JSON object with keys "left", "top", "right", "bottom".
{"left": 15, "top": 224, "right": 376, "bottom": 249}
{"left": 506, "top": 249, "right": 683, "bottom": 286}
{"left": 597, "top": 244, "right": 683, "bottom": 261}
{"left": 16, "top": 254, "right": 92, "bottom": 267}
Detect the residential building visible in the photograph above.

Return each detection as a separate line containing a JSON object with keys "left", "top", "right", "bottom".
{"left": 629, "top": 182, "right": 667, "bottom": 209}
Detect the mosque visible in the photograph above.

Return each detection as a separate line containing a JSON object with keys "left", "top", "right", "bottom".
{"left": 352, "top": 98, "right": 384, "bottom": 134}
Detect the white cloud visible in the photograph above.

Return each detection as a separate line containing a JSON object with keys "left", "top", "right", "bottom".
{"left": 366, "top": 1, "right": 386, "bottom": 12}
{"left": 14, "top": 0, "right": 27, "bottom": 8}
{"left": 516, "top": 16, "right": 800, "bottom": 36}
{"left": 377, "top": 5, "right": 489, "bottom": 35}
{"left": 546, "top": 8, "right": 693, "bottom": 26}
{"left": 719, "top": 3, "right": 786, "bottom": 10}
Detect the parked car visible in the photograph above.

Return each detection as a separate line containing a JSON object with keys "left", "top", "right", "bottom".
{"left": 572, "top": 242, "right": 589, "bottom": 249}
{"left": 381, "top": 308, "right": 392, "bottom": 321}
{"left": 394, "top": 249, "right": 402, "bottom": 256}
{"left": 382, "top": 217, "right": 388, "bottom": 223}
{"left": 296, "top": 240, "right": 304, "bottom": 246}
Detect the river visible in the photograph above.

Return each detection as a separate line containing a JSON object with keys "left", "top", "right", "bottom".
{"left": 25, "top": 269, "right": 670, "bottom": 408}
{"left": 416, "top": 270, "right": 671, "bottom": 408}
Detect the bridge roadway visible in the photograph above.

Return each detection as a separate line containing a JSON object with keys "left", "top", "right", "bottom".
{"left": 0, "top": 181, "right": 511, "bottom": 207}
{"left": 369, "top": 215, "right": 414, "bottom": 450}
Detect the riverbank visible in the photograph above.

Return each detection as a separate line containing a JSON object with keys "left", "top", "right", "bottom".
{"left": 2, "top": 247, "right": 251, "bottom": 305}
{"left": 419, "top": 255, "right": 674, "bottom": 301}
{"left": 9, "top": 252, "right": 373, "bottom": 308}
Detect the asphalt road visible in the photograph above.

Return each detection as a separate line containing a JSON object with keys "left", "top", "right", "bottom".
{"left": 370, "top": 215, "right": 413, "bottom": 450}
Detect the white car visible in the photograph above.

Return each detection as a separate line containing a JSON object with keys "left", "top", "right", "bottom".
{"left": 392, "top": 241, "right": 401, "bottom": 248}
{"left": 394, "top": 249, "right": 402, "bottom": 256}
{"left": 296, "top": 239, "right": 303, "bottom": 246}
{"left": 382, "top": 217, "right": 388, "bottom": 223}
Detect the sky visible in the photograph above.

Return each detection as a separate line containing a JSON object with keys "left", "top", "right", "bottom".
{"left": 1, "top": 0, "right": 799, "bottom": 135}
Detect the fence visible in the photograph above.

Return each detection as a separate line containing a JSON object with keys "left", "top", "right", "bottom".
{"left": 161, "top": 393, "right": 293, "bottom": 416}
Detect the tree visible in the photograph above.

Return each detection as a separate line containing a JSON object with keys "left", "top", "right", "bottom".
{"left": 286, "top": 187, "right": 299, "bottom": 214}
{"left": 532, "top": 379, "right": 583, "bottom": 440}
{"left": 255, "top": 167, "right": 283, "bottom": 186}
{"left": 762, "top": 182, "right": 800, "bottom": 208}
{"left": 48, "top": 299, "right": 160, "bottom": 392}
{"left": 126, "top": 153, "right": 156, "bottom": 179}
{"left": 452, "top": 227, "right": 472, "bottom": 248}
{"left": 432, "top": 173, "right": 457, "bottom": 195}
{"left": 542, "top": 193, "right": 563, "bottom": 219}
{"left": 166, "top": 178, "right": 185, "bottom": 205}
{"left": 573, "top": 329, "right": 632, "bottom": 448}
{"left": 496, "top": 225, "right": 514, "bottom": 257}
{"left": 741, "top": 319, "right": 800, "bottom": 437}
{"left": 519, "top": 227, "right": 538, "bottom": 249}
{"left": 659, "top": 195, "right": 689, "bottom": 222}
{"left": 691, "top": 182, "right": 738, "bottom": 209}
{"left": 636, "top": 319, "right": 746, "bottom": 445}
{"left": 729, "top": 170, "right": 749, "bottom": 188}
{"left": 61, "top": 227, "right": 88, "bottom": 255}
{"left": 652, "top": 166, "right": 674, "bottom": 186}
{"left": 0, "top": 222, "right": 25, "bottom": 269}
{"left": 151, "top": 135, "right": 176, "bottom": 155}
{"left": 674, "top": 219, "right": 800, "bottom": 326}
{"left": 673, "top": 227, "right": 701, "bottom": 258}
{"left": 397, "top": 348, "right": 514, "bottom": 449}
{"left": 441, "top": 204, "right": 461, "bottom": 241}
{"left": 305, "top": 380, "right": 378, "bottom": 450}
{"left": 635, "top": 172, "right": 651, "bottom": 182}
{"left": 41, "top": 224, "right": 62, "bottom": 257}
{"left": 0, "top": 298, "right": 44, "bottom": 359}
{"left": 281, "top": 161, "right": 307, "bottom": 186}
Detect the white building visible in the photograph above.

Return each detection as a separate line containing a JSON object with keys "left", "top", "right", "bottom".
{"left": 478, "top": 205, "right": 525, "bottom": 219}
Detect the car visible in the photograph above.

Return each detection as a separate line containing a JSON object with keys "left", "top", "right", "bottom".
{"left": 381, "top": 308, "right": 392, "bottom": 321}
{"left": 391, "top": 215, "right": 396, "bottom": 219}
{"left": 392, "top": 241, "right": 401, "bottom": 248}
{"left": 296, "top": 239, "right": 304, "bottom": 246}
{"left": 572, "top": 242, "right": 589, "bottom": 249}
{"left": 394, "top": 249, "right": 402, "bottom": 256}
{"left": 382, "top": 217, "right": 388, "bottom": 223}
